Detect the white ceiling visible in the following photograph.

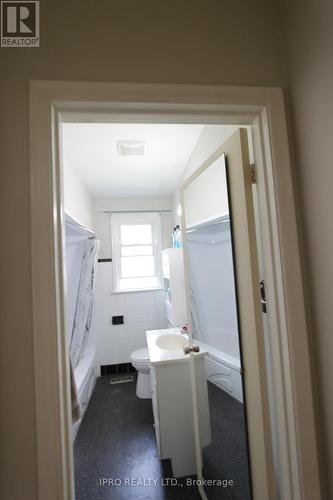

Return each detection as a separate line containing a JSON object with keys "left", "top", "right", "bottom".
{"left": 61, "top": 123, "right": 205, "bottom": 197}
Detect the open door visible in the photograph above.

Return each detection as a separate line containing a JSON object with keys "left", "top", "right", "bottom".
{"left": 181, "top": 128, "right": 276, "bottom": 500}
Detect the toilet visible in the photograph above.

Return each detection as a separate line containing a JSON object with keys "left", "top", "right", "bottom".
{"left": 130, "top": 348, "right": 151, "bottom": 399}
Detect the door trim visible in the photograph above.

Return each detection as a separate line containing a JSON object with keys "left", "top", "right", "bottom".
{"left": 29, "top": 81, "right": 322, "bottom": 500}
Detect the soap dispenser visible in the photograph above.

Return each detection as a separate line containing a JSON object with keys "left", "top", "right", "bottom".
{"left": 172, "top": 227, "right": 176, "bottom": 248}
{"left": 175, "top": 225, "right": 182, "bottom": 248}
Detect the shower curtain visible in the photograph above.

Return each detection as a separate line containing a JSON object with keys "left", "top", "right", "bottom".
{"left": 70, "top": 237, "right": 99, "bottom": 370}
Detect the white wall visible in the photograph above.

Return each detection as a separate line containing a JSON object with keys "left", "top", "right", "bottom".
{"left": 187, "top": 222, "right": 240, "bottom": 359}
{"left": 62, "top": 153, "right": 94, "bottom": 230}
{"left": 93, "top": 196, "right": 173, "bottom": 369}
{"left": 94, "top": 263, "right": 167, "bottom": 368}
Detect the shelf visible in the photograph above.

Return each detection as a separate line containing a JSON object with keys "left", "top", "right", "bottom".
{"left": 185, "top": 212, "right": 229, "bottom": 232}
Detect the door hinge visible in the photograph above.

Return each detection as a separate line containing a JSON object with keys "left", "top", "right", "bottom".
{"left": 250, "top": 163, "right": 256, "bottom": 184}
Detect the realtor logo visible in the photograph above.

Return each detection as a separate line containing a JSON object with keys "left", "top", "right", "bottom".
{"left": 1, "top": 1, "right": 39, "bottom": 47}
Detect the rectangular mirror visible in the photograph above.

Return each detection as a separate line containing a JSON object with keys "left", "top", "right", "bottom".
{"left": 181, "top": 147, "right": 252, "bottom": 499}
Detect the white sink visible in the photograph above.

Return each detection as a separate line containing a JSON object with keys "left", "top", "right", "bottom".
{"left": 155, "top": 333, "right": 188, "bottom": 351}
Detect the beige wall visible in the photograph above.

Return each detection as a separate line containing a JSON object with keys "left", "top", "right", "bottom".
{"left": 279, "top": 0, "right": 333, "bottom": 496}
{"left": 0, "top": 1, "right": 283, "bottom": 499}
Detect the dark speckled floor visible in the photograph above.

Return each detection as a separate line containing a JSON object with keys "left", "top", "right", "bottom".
{"left": 203, "top": 383, "right": 251, "bottom": 499}
{"left": 74, "top": 377, "right": 251, "bottom": 500}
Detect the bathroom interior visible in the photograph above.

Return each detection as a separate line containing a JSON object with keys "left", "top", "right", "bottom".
{"left": 62, "top": 121, "right": 259, "bottom": 500}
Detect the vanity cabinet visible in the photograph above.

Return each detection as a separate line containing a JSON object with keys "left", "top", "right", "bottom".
{"left": 161, "top": 248, "right": 187, "bottom": 327}
{"left": 150, "top": 355, "right": 211, "bottom": 477}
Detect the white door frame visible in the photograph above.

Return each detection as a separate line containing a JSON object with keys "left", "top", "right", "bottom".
{"left": 29, "top": 81, "right": 322, "bottom": 500}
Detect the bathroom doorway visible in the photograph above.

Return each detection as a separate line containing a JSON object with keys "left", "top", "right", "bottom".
{"left": 61, "top": 121, "right": 254, "bottom": 499}
{"left": 29, "top": 81, "right": 318, "bottom": 500}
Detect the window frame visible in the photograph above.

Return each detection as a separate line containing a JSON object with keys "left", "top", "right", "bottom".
{"left": 111, "top": 212, "right": 163, "bottom": 293}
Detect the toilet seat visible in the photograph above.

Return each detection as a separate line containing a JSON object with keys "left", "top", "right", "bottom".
{"left": 130, "top": 347, "right": 150, "bottom": 363}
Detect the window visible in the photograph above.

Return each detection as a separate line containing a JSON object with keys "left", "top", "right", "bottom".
{"left": 111, "top": 213, "right": 162, "bottom": 292}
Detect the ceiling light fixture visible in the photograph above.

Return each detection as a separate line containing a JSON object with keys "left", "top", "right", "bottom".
{"left": 117, "top": 140, "right": 145, "bottom": 156}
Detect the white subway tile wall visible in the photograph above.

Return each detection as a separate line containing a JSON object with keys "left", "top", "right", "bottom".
{"left": 94, "top": 262, "right": 168, "bottom": 369}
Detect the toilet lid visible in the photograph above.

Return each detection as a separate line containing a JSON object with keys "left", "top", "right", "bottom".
{"left": 131, "top": 347, "right": 150, "bottom": 361}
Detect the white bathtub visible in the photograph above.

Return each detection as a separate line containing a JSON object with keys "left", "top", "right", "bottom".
{"left": 72, "top": 347, "right": 96, "bottom": 441}
{"left": 195, "top": 339, "right": 244, "bottom": 403}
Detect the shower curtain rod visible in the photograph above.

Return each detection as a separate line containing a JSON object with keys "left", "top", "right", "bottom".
{"left": 65, "top": 213, "right": 95, "bottom": 238}
{"left": 186, "top": 217, "right": 230, "bottom": 233}
{"left": 100, "top": 209, "right": 172, "bottom": 214}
